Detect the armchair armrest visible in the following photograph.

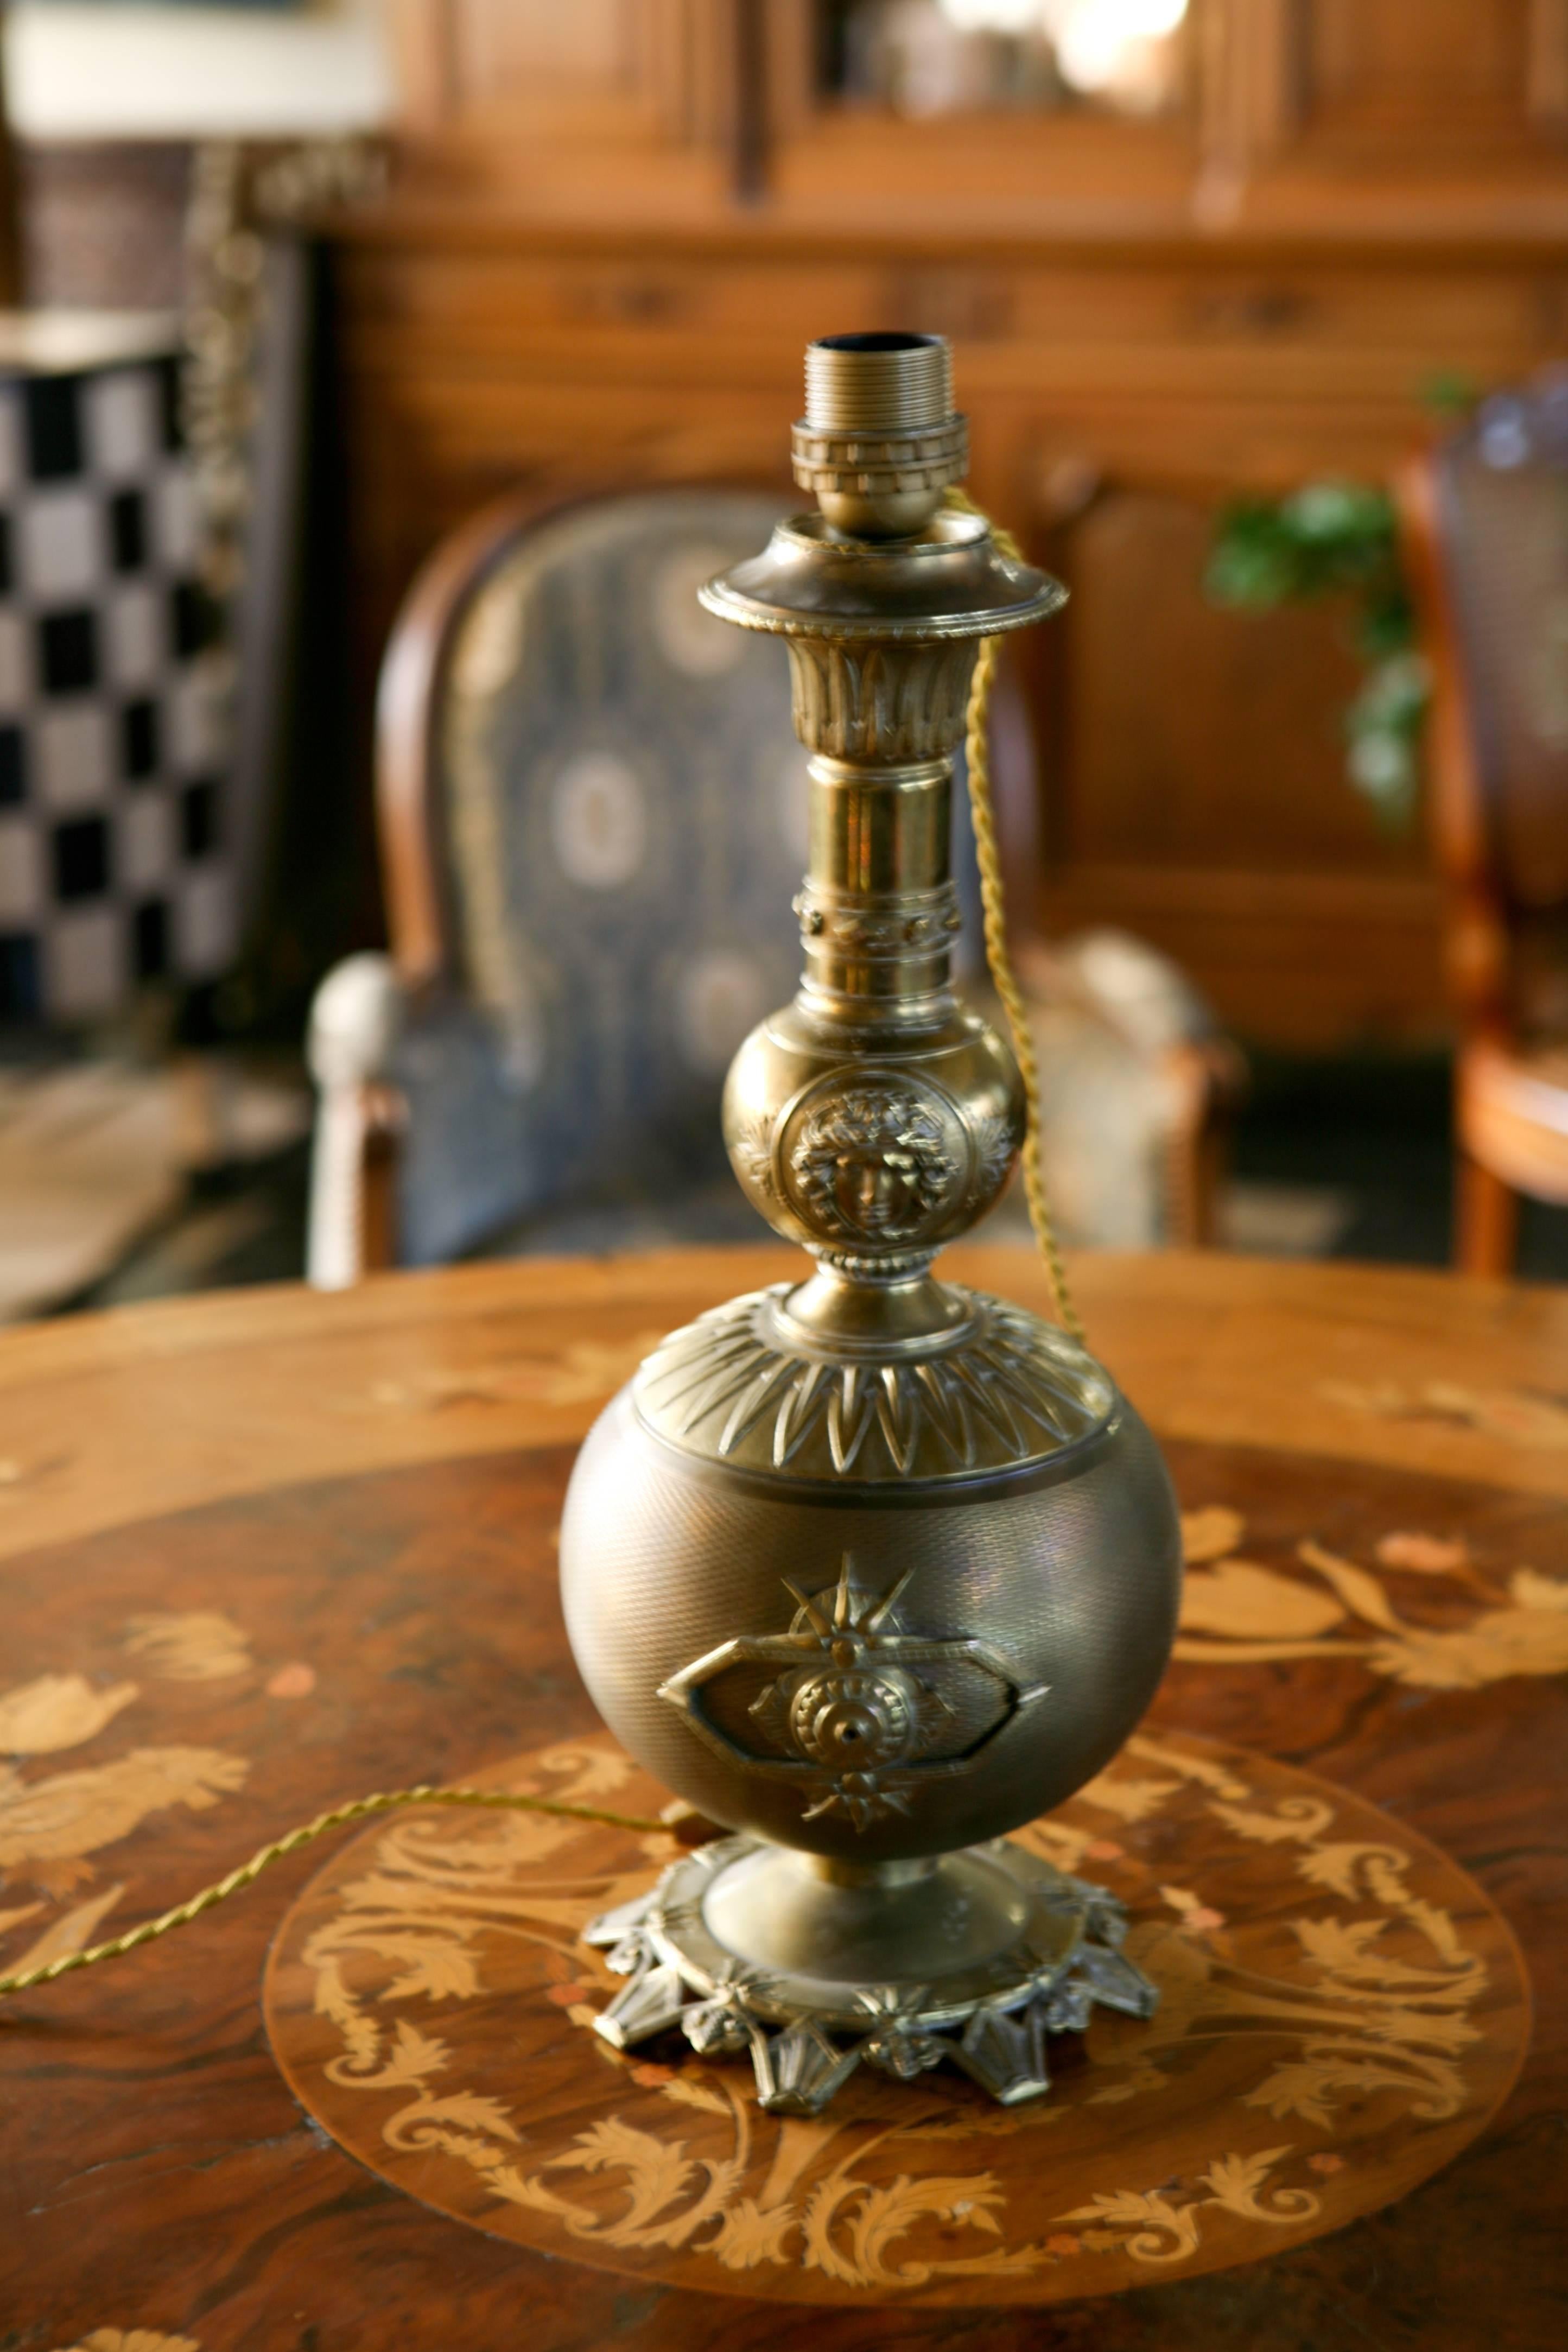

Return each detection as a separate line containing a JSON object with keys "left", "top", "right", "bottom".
{"left": 1012, "top": 928, "right": 1247, "bottom": 1248}
{"left": 306, "top": 953, "right": 408, "bottom": 1289}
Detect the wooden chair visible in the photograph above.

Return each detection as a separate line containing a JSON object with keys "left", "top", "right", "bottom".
{"left": 1401, "top": 376, "right": 1568, "bottom": 1275}
{"left": 307, "top": 485, "right": 1240, "bottom": 1286}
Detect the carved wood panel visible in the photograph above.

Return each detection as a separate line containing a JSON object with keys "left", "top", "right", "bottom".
{"left": 1293, "top": 0, "right": 1568, "bottom": 153}
{"left": 1051, "top": 488, "right": 1402, "bottom": 877}
{"left": 388, "top": 0, "right": 739, "bottom": 146}
{"left": 1022, "top": 483, "right": 1445, "bottom": 1045}
{"left": 385, "top": 2, "right": 1568, "bottom": 178}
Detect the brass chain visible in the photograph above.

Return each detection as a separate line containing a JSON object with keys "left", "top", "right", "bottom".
{"left": 0, "top": 1785, "right": 667, "bottom": 2006}
{"left": 1, "top": 492, "right": 1083, "bottom": 2013}
{"left": 947, "top": 490, "right": 1085, "bottom": 1344}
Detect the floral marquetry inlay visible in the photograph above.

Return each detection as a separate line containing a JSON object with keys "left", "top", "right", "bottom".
{"left": 1174, "top": 1506, "right": 1568, "bottom": 1688}
{"left": 0, "top": 1748, "right": 249, "bottom": 1874}
{"left": 0, "top": 1672, "right": 138, "bottom": 1755}
{"left": 262, "top": 1727, "right": 1528, "bottom": 2310}
{"left": 50, "top": 2334, "right": 201, "bottom": 2352}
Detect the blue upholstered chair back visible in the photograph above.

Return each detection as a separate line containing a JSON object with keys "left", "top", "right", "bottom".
{"left": 389, "top": 490, "right": 816, "bottom": 1261}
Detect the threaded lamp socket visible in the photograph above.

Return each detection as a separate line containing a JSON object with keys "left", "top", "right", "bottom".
{"left": 804, "top": 332, "right": 954, "bottom": 435}
{"left": 793, "top": 331, "right": 967, "bottom": 538}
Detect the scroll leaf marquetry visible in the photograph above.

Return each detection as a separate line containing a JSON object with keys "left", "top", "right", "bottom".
{"left": 262, "top": 1726, "right": 1526, "bottom": 2308}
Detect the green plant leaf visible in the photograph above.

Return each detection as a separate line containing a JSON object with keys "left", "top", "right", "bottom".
{"left": 1206, "top": 481, "right": 1429, "bottom": 831}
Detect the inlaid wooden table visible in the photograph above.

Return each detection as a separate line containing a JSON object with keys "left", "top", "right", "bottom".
{"left": 1, "top": 1246, "right": 1564, "bottom": 2350}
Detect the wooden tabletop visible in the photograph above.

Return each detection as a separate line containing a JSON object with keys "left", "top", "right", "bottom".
{"left": 1, "top": 1245, "right": 1565, "bottom": 2349}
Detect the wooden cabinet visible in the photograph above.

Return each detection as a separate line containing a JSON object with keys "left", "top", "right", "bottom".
{"left": 331, "top": 0, "right": 1568, "bottom": 1044}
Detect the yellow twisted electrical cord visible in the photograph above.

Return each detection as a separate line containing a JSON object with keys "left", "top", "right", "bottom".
{"left": 1, "top": 493, "right": 1083, "bottom": 2014}
{"left": 947, "top": 489, "right": 1085, "bottom": 1346}
{"left": 0, "top": 1784, "right": 668, "bottom": 2005}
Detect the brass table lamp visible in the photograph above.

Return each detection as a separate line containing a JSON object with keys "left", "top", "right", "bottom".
{"left": 561, "top": 332, "right": 1182, "bottom": 2116}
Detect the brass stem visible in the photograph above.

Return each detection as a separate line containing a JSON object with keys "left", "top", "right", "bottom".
{"left": 797, "top": 1854, "right": 938, "bottom": 1890}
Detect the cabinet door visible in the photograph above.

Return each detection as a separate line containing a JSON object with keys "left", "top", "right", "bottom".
{"left": 1031, "top": 481, "right": 1442, "bottom": 1048}
{"left": 388, "top": 0, "right": 735, "bottom": 145}
{"left": 1291, "top": 0, "right": 1568, "bottom": 157}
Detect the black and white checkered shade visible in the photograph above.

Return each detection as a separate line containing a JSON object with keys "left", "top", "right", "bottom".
{"left": 0, "top": 351, "right": 235, "bottom": 1024}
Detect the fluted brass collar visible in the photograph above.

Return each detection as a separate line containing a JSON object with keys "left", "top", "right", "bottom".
{"left": 699, "top": 509, "right": 1065, "bottom": 643}
{"left": 633, "top": 1285, "right": 1114, "bottom": 1487}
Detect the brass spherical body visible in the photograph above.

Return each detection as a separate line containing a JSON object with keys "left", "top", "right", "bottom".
{"left": 561, "top": 1323, "right": 1181, "bottom": 1865}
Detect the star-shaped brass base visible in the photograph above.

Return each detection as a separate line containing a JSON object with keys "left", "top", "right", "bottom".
{"left": 582, "top": 1834, "right": 1158, "bottom": 2115}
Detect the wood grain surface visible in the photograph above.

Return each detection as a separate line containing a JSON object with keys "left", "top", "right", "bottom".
{"left": 0, "top": 1246, "right": 1565, "bottom": 2348}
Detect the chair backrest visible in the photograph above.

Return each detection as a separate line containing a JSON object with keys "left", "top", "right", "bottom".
{"left": 379, "top": 486, "right": 829, "bottom": 1229}
{"left": 1414, "top": 376, "right": 1568, "bottom": 922}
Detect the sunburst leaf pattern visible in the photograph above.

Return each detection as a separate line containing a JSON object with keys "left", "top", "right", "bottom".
{"left": 634, "top": 1286, "right": 1112, "bottom": 1482}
